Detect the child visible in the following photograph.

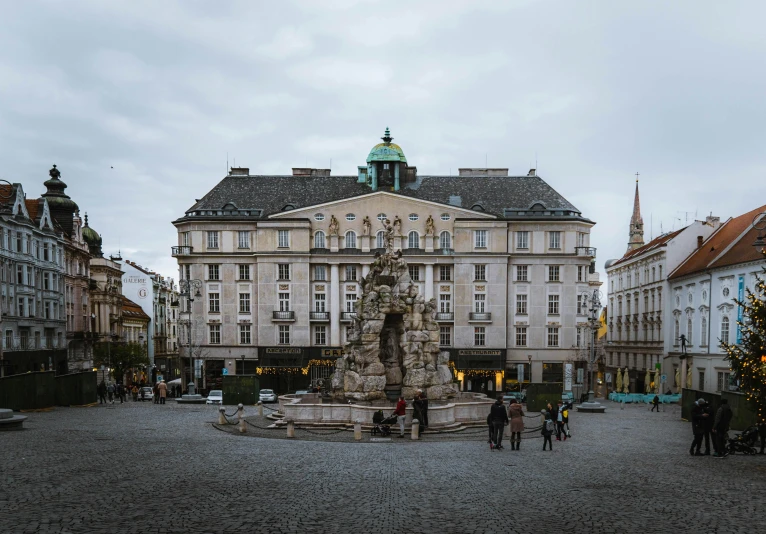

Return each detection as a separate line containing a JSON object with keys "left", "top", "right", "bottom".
{"left": 541, "top": 410, "right": 554, "bottom": 451}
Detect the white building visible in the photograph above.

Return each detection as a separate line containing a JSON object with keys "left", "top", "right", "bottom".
{"left": 666, "top": 205, "right": 766, "bottom": 393}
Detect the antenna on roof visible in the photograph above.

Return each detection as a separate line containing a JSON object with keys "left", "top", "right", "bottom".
{"left": 535, "top": 151, "right": 538, "bottom": 171}
{"left": 650, "top": 213, "right": 653, "bottom": 240}
{"left": 485, "top": 153, "right": 487, "bottom": 167}
{"left": 330, "top": 158, "right": 332, "bottom": 170}
{"left": 226, "top": 152, "right": 229, "bottom": 174}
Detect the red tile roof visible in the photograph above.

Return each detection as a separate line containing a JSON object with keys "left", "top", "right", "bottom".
{"left": 122, "top": 296, "right": 150, "bottom": 321}
{"left": 25, "top": 199, "right": 39, "bottom": 221}
{"left": 611, "top": 228, "right": 685, "bottom": 267}
{"left": 669, "top": 204, "right": 766, "bottom": 280}
{"left": 124, "top": 260, "right": 156, "bottom": 276}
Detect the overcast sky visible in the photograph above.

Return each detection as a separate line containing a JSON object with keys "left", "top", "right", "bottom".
{"left": 2, "top": 0, "right": 765, "bottom": 285}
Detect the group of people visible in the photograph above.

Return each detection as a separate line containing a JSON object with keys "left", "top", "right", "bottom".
{"left": 540, "top": 400, "right": 572, "bottom": 451}
{"left": 97, "top": 381, "right": 126, "bottom": 404}
{"left": 690, "top": 397, "right": 734, "bottom": 458}
{"left": 487, "top": 396, "right": 538, "bottom": 451}
{"left": 391, "top": 391, "right": 429, "bottom": 438}
{"left": 97, "top": 380, "right": 171, "bottom": 405}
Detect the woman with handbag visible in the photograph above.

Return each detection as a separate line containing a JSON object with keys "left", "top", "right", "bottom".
{"left": 507, "top": 399, "right": 524, "bottom": 450}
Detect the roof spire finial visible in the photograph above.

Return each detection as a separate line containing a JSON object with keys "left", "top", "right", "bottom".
{"left": 381, "top": 127, "right": 393, "bottom": 145}
{"left": 84, "top": 213, "right": 89, "bottom": 227}
{"left": 627, "top": 174, "right": 645, "bottom": 252}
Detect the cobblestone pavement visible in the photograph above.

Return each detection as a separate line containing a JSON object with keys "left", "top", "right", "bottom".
{"left": 2, "top": 400, "right": 764, "bottom": 534}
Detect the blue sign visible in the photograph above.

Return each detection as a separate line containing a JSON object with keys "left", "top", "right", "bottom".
{"left": 737, "top": 276, "right": 744, "bottom": 344}
{"left": 222, "top": 368, "right": 229, "bottom": 376}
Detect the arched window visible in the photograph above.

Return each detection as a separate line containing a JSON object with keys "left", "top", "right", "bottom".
{"left": 701, "top": 316, "right": 707, "bottom": 345}
{"left": 720, "top": 316, "right": 730, "bottom": 344}
{"left": 345, "top": 231, "right": 357, "bottom": 249}
{"left": 314, "top": 231, "right": 326, "bottom": 249}
{"left": 408, "top": 231, "right": 419, "bottom": 249}
{"left": 687, "top": 318, "right": 693, "bottom": 344}
{"left": 439, "top": 231, "right": 451, "bottom": 249}
{"left": 376, "top": 230, "right": 384, "bottom": 249}
{"left": 674, "top": 319, "right": 680, "bottom": 342}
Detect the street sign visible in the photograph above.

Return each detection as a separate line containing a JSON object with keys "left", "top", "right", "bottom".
{"left": 222, "top": 368, "right": 228, "bottom": 376}
{"left": 661, "top": 374, "right": 667, "bottom": 382}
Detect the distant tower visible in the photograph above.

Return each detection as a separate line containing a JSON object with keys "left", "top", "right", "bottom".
{"left": 627, "top": 175, "right": 644, "bottom": 252}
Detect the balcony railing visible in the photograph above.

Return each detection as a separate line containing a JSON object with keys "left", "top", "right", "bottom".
{"left": 468, "top": 312, "right": 492, "bottom": 322}
{"left": 272, "top": 311, "right": 295, "bottom": 321}
{"left": 309, "top": 311, "right": 330, "bottom": 321}
{"left": 575, "top": 246, "right": 597, "bottom": 257}
{"left": 340, "top": 312, "right": 356, "bottom": 322}
{"left": 171, "top": 246, "right": 193, "bottom": 256}
{"left": 435, "top": 312, "right": 454, "bottom": 321}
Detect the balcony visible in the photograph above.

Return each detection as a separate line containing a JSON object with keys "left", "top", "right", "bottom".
{"left": 309, "top": 311, "right": 330, "bottom": 321}
{"left": 340, "top": 312, "right": 356, "bottom": 322}
{"left": 468, "top": 312, "right": 492, "bottom": 322}
{"left": 171, "top": 246, "right": 193, "bottom": 257}
{"left": 575, "top": 246, "right": 597, "bottom": 257}
{"left": 435, "top": 312, "right": 454, "bottom": 322}
{"left": 272, "top": 311, "right": 295, "bottom": 321}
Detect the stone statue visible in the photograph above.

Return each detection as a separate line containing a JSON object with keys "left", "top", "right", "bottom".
{"left": 686, "top": 365, "right": 692, "bottom": 390}
{"left": 328, "top": 215, "right": 339, "bottom": 236}
{"left": 362, "top": 216, "right": 371, "bottom": 236}
{"left": 393, "top": 216, "right": 402, "bottom": 235}
{"left": 49, "top": 164, "right": 61, "bottom": 179}
{"left": 425, "top": 215, "right": 435, "bottom": 236}
{"left": 383, "top": 219, "right": 395, "bottom": 253}
{"left": 622, "top": 368, "right": 630, "bottom": 394}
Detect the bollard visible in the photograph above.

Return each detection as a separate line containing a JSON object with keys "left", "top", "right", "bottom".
{"left": 237, "top": 403, "right": 246, "bottom": 433}
{"left": 218, "top": 407, "right": 227, "bottom": 425}
{"left": 411, "top": 419, "right": 420, "bottom": 440}
{"left": 286, "top": 419, "right": 295, "bottom": 438}
{"left": 354, "top": 420, "right": 362, "bottom": 441}
{"left": 257, "top": 401, "right": 264, "bottom": 417}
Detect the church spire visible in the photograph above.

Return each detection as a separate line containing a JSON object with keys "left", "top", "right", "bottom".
{"left": 627, "top": 173, "right": 644, "bottom": 252}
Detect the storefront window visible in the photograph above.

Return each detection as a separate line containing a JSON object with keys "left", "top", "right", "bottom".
{"left": 542, "top": 363, "right": 563, "bottom": 383}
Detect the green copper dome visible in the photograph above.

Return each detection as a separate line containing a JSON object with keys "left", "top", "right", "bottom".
{"left": 42, "top": 164, "right": 79, "bottom": 212}
{"left": 366, "top": 127, "right": 407, "bottom": 164}
{"left": 82, "top": 214, "right": 103, "bottom": 256}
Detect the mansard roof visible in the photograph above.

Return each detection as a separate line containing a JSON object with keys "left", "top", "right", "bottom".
{"left": 178, "top": 173, "right": 588, "bottom": 222}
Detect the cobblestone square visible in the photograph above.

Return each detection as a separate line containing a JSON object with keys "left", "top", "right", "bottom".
{"left": 1, "top": 401, "right": 764, "bottom": 534}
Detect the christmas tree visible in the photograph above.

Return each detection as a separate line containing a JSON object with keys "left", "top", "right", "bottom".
{"left": 722, "top": 253, "right": 766, "bottom": 425}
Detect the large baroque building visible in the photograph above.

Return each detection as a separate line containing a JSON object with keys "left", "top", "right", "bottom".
{"left": 172, "top": 129, "right": 598, "bottom": 394}
{"left": 605, "top": 180, "right": 721, "bottom": 393}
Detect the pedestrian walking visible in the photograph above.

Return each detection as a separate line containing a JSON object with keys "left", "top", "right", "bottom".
{"left": 413, "top": 391, "right": 429, "bottom": 434}
{"left": 97, "top": 381, "right": 107, "bottom": 404}
{"left": 106, "top": 382, "right": 115, "bottom": 404}
{"left": 712, "top": 398, "right": 733, "bottom": 458}
{"left": 394, "top": 396, "right": 407, "bottom": 438}
{"left": 153, "top": 383, "right": 160, "bottom": 404}
{"left": 489, "top": 395, "right": 509, "bottom": 450}
{"left": 507, "top": 398, "right": 524, "bottom": 450}
{"left": 562, "top": 401, "right": 572, "bottom": 437}
{"left": 131, "top": 385, "right": 139, "bottom": 402}
{"left": 158, "top": 380, "right": 167, "bottom": 405}
{"left": 116, "top": 383, "right": 124, "bottom": 404}
{"left": 651, "top": 394, "right": 660, "bottom": 412}
{"left": 541, "top": 410, "right": 554, "bottom": 451}
{"left": 689, "top": 399, "right": 709, "bottom": 456}
{"left": 555, "top": 400, "right": 567, "bottom": 441}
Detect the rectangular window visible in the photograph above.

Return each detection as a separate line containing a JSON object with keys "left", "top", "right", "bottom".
{"left": 408, "top": 266, "right": 420, "bottom": 281}
{"left": 577, "top": 295, "right": 587, "bottom": 315}
{"left": 516, "top": 231, "right": 529, "bottom": 250}
{"left": 547, "top": 265, "right": 560, "bottom": 282}
{"left": 547, "top": 327, "right": 559, "bottom": 347}
{"left": 209, "top": 324, "right": 221, "bottom": 344}
{"left": 698, "top": 371, "right": 705, "bottom": 390}
{"left": 239, "top": 325, "right": 251, "bottom": 345}
{"left": 549, "top": 231, "right": 561, "bottom": 249}
{"left": 239, "top": 293, "right": 250, "bottom": 313}
{"left": 345, "top": 265, "right": 357, "bottom": 281}
{"left": 278, "top": 230, "right": 290, "bottom": 248}
{"left": 277, "top": 264, "right": 290, "bottom": 281}
{"left": 314, "top": 265, "right": 326, "bottom": 281}
{"left": 548, "top": 295, "right": 560, "bottom": 314}
{"left": 314, "top": 326, "right": 327, "bottom": 346}
{"left": 474, "top": 265, "right": 486, "bottom": 281}
{"left": 207, "top": 265, "right": 220, "bottom": 280}
{"left": 516, "top": 265, "right": 528, "bottom": 282}
{"left": 439, "top": 265, "right": 451, "bottom": 281}
{"left": 278, "top": 325, "right": 290, "bottom": 345}
{"left": 184, "top": 265, "right": 191, "bottom": 280}
{"left": 577, "top": 266, "right": 584, "bottom": 282}
{"left": 207, "top": 231, "right": 219, "bottom": 249}
{"left": 439, "top": 326, "right": 451, "bottom": 346}
{"left": 474, "top": 327, "right": 485, "bottom": 346}
{"left": 181, "top": 232, "right": 190, "bottom": 246}
{"left": 314, "top": 293, "right": 326, "bottom": 312}
{"left": 439, "top": 294, "right": 451, "bottom": 313}
{"left": 576, "top": 232, "right": 586, "bottom": 247}
{"left": 515, "top": 327, "right": 527, "bottom": 347}
{"left": 238, "top": 264, "right": 250, "bottom": 280}
{"left": 576, "top": 327, "right": 582, "bottom": 347}
{"left": 4, "top": 330, "right": 11, "bottom": 350}
{"left": 345, "top": 294, "right": 357, "bottom": 313}
{"left": 238, "top": 231, "right": 250, "bottom": 249}
{"left": 717, "top": 371, "right": 730, "bottom": 392}
{"left": 516, "top": 294, "right": 527, "bottom": 314}
{"left": 209, "top": 293, "right": 220, "bottom": 313}
{"left": 474, "top": 293, "right": 485, "bottom": 313}
{"left": 474, "top": 230, "right": 487, "bottom": 248}
{"left": 278, "top": 293, "right": 290, "bottom": 312}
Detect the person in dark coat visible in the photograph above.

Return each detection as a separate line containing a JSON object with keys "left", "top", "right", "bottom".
{"left": 689, "top": 399, "right": 709, "bottom": 456}
{"left": 489, "top": 396, "right": 509, "bottom": 450}
{"left": 712, "top": 398, "right": 733, "bottom": 457}
{"left": 758, "top": 422, "right": 766, "bottom": 455}
{"left": 413, "top": 392, "right": 429, "bottom": 434}
{"left": 97, "top": 381, "right": 107, "bottom": 404}
{"left": 508, "top": 399, "right": 525, "bottom": 450}
{"left": 651, "top": 395, "right": 660, "bottom": 412}
{"left": 700, "top": 399, "right": 713, "bottom": 454}
{"left": 541, "top": 410, "right": 554, "bottom": 451}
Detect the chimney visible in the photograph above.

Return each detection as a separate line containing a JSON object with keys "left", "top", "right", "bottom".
{"left": 528, "top": 168, "right": 536, "bottom": 176}
{"left": 230, "top": 167, "right": 249, "bottom": 176}
{"left": 697, "top": 236, "right": 703, "bottom": 249}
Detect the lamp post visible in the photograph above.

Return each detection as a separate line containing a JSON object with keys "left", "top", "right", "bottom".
{"left": 752, "top": 212, "right": 766, "bottom": 251}
{"left": 179, "top": 279, "right": 202, "bottom": 394}
{"left": 576, "top": 289, "right": 606, "bottom": 413}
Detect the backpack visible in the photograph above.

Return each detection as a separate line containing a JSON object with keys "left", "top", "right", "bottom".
{"left": 544, "top": 419, "right": 555, "bottom": 434}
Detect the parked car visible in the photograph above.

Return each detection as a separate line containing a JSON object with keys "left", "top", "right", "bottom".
{"left": 206, "top": 390, "right": 223, "bottom": 405}
{"left": 259, "top": 389, "right": 277, "bottom": 403}
{"left": 139, "top": 387, "right": 154, "bottom": 402}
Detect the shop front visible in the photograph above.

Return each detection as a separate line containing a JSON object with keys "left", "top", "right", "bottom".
{"left": 256, "top": 347, "right": 342, "bottom": 395}
{"left": 449, "top": 349, "right": 505, "bottom": 395}
{"left": 505, "top": 361, "right": 531, "bottom": 395}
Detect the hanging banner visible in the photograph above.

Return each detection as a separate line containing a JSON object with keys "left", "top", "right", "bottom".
{"left": 736, "top": 276, "right": 744, "bottom": 344}
{"left": 517, "top": 364, "right": 525, "bottom": 383}
{"left": 564, "top": 363, "right": 573, "bottom": 391}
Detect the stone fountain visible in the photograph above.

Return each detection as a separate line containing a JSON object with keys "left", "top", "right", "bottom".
{"left": 332, "top": 222, "right": 458, "bottom": 402}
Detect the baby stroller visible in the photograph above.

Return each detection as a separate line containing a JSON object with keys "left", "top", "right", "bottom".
{"left": 727, "top": 426, "right": 759, "bottom": 455}
{"left": 371, "top": 410, "right": 397, "bottom": 436}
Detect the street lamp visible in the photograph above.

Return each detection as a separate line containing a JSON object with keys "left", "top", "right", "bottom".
{"left": 179, "top": 278, "right": 203, "bottom": 394}
{"left": 753, "top": 212, "right": 766, "bottom": 251}
{"left": 577, "top": 289, "right": 606, "bottom": 413}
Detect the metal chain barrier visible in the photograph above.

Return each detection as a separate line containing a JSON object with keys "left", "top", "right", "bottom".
{"left": 245, "top": 419, "right": 278, "bottom": 431}
{"left": 295, "top": 427, "right": 348, "bottom": 435}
